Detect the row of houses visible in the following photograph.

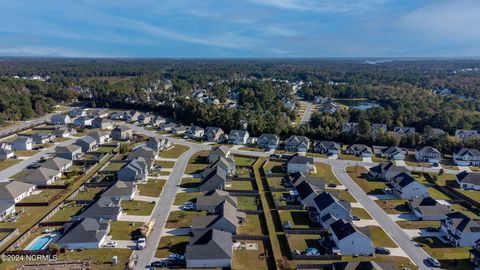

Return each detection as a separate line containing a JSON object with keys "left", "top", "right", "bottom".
{"left": 289, "top": 172, "right": 374, "bottom": 256}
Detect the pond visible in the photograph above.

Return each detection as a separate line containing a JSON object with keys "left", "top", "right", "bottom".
{"left": 334, "top": 99, "right": 384, "bottom": 110}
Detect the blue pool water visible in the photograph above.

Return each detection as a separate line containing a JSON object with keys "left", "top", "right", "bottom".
{"left": 26, "top": 235, "right": 53, "bottom": 250}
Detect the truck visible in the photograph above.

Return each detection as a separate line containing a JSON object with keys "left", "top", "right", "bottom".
{"left": 137, "top": 238, "right": 146, "bottom": 250}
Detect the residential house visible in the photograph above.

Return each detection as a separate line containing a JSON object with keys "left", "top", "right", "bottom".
{"left": 152, "top": 117, "right": 166, "bottom": 127}
{"left": 11, "top": 137, "right": 33, "bottom": 151}
{"left": 117, "top": 158, "right": 149, "bottom": 182}
{"left": 309, "top": 191, "right": 351, "bottom": 224}
{"left": 284, "top": 135, "right": 310, "bottom": 152}
{"left": 342, "top": 122, "right": 359, "bottom": 134}
{"left": 453, "top": 148, "right": 480, "bottom": 166}
{"left": 50, "top": 114, "right": 71, "bottom": 125}
{"left": 380, "top": 146, "right": 405, "bottom": 160}
{"left": 346, "top": 144, "right": 372, "bottom": 157}
{"left": 185, "top": 229, "right": 233, "bottom": 268}
{"left": 0, "top": 201, "right": 15, "bottom": 221}
{"left": 172, "top": 125, "right": 187, "bottom": 135}
{"left": 368, "top": 162, "right": 410, "bottom": 180}
{"left": 88, "top": 109, "right": 108, "bottom": 119}
{"left": 55, "top": 144, "right": 83, "bottom": 160}
{"left": 102, "top": 181, "right": 137, "bottom": 201}
{"left": 57, "top": 218, "right": 110, "bottom": 250}
{"left": 199, "top": 166, "right": 228, "bottom": 191}
{"left": 91, "top": 117, "right": 113, "bottom": 130}
{"left": 192, "top": 200, "right": 245, "bottom": 234}
{"left": 208, "top": 146, "right": 230, "bottom": 164}
{"left": 196, "top": 190, "right": 237, "bottom": 212}
{"left": 408, "top": 197, "right": 451, "bottom": 221}
{"left": 69, "top": 108, "right": 87, "bottom": 118}
{"left": 329, "top": 219, "right": 373, "bottom": 256}
{"left": 0, "top": 149, "right": 14, "bottom": 161}
{"left": 204, "top": 127, "right": 225, "bottom": 142}
{"left": 75, "top": 136, "right": 98, "bottom": 153}
{"left": 295, "top": 180, "right": 319, "bottom": 207}
{"left": 0, "top": 181, "right": 36, "bottom": 203}
{"left": 159, "top": 122, "right": 177, "bottom": 132}
{"left": 371, "top": 123, "right": 387, "bottom": 135}
{"left": 228, "top": 130, "right": 249, "bottom": 145}
{"left": 186, "top": 125, "right": 205, "bottom": 139}
{"left": 138, "top": 113, "right": 154, "bottom": 124}
{"left": 455, "top": 129, "right": 479, "bottom": 140}
{"left": 313, "top": 141, "right": 340, "bottom": 156}
{"left": 127, "top": 146, "right": 158, "bottom": 168}
{"left": 145, "top": 137, "right": 171, "bottom": 151}
{"left": 0, "top": 142, "right": 11, "bottom": 150}
{"left": 203, "top": 157, "right": 236, "bottom": 177}
{"left": 287, "top": 155, "right": 315, "bottom": 174}
{"left": 74, "top": 116, "right": 93, "bottom": 127}
{"left": 456, "top": 171, "right": 480, "bottom": 190}
{"left": 32, "top": 133, "right": 55, "bottom": 144}
{"left": 15, "top": 167, "right": 62, "bottom": 186}
{"left": 127, "top": 111, "right": 142, "bottom": 122}
{"left": 415, "top": 146, "right": 441, "bottom": 163}
{"left": 470, "top": 240, "right": 480, "bottom": 267}
{"left": 111, "top": 126, "right": 133, "bottom": 141}
{"left": 394, "top": 127, "right": 416, "bottom": 136}
{"left": 52, "top": 127, "right": 73, "bottom": 138}
{"left": 286, "top": 172, "right": 325, "bottom": 190}
{"left": 441, "top": 212, "right": 480, "bottom": 247}
{"left": 40, "top": 157, "right": 72, "bottom": 172}
{"left": 109, "top": 111, "right": 126, "bottom": 120}
{"left": 75, "top": 196, "right": 122, "bottom": 221}
{"left": 257, "top": 134, "right": 280, "bottom": 150}
{"left": 88, "top": 131, "right": 111, "bottom": 144}
{"left": 389, "top": 172, "right": 429, "bottom": 199}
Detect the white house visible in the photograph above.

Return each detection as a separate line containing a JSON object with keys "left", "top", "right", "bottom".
{"left": 310, "top": 191, "right": 352, "bottom": 224}
{"left": 453, "top": 148, "right": 480, "bottom": 166}
{"left": 456, "top": 171, "right": 480, "bottom": 190}
{"left": 228, "top": 130, "right": 249, "bottom": 145}
{"left": 50, "top": 114, "right": 71, "bottom": 125}
{"left": 257, "top": 134, "right": 279, "bottom": 150}
{"left": 415, "top": 146, "right": 441, "bottom": 163}
{"left": 56, "top": 218, "right": 110, "bottom": 250}
{"left": 441, "top": 212, "right": 480, "bottom": 247}
{"left": 389, "top": 172, "right": 429, "bottom": 199}
{"left": 329, "top": 219, "right": 373, "bottom": 256}
{"left": 287, "top": 156, "right": 315, "bottom": 174}
{"left": 284, "top": 135, "right": 310, "bottom": 152}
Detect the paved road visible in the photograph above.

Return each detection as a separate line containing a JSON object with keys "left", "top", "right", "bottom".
{"left": 330, "top": 163, "right": 440, "bottom": 270}
{"left": 300, "top": 101, "right": 313, "bottom": 126}
{"left": 0, "top": 136, "right": 80, "bottom": 182}
{"left": 0, "top": 115, "right": 50, "bottom": 138}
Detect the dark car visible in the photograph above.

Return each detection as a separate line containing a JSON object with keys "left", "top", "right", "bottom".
{"left": 150, "top": 260, "right": 168, "bottom": 268}
{"left": 327, "top": 183, "right": 337, "bottom": 188}
{"left": 352, "top": 216, "right": 360, "bottom": 221}
{"left": 375, "top": 247, "right": 391, "bottom": 255}
{"left": 168, "top": 259, "right": 186, "bottom": 268}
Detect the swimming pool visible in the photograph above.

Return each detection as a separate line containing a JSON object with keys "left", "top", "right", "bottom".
{"left": 25, "top": 235, "right": 53, "bottom": 250}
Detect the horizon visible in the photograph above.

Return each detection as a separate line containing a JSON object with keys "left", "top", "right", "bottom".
{"left": 1, "top": 0, "right": 479, "bottom": 58}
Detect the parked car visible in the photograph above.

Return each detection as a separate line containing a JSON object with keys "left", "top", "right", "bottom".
{"left": 150, "top": 260, "right": 168, "bottom": 268}
{"left": 327, "top": 183, "right": 337, "bottom": 188}
{"left": 168, "top": 254, "right": 185, "bottom": 261}
{"left": 183, "top": 201, "right": 196, "bottom": 211}
{"left": 304, "top": 247, "right": 320, "bottom": 256}
{"left": 428, "top": 257, "right": 441, "bottom": 267}
{"left": 374, "top": 247, "right": 390, "bottom": 255}
{"left": 352, "top": 216, "right": 360, "bottom": 221}
{"left": 137, "top": 238, "right": 146, "bottom": 249}
{"left": 104, "top": 241, "right": 118, "bottom": 248}
{"left": 168, "top": 259, "right": 186, "bottom": 268}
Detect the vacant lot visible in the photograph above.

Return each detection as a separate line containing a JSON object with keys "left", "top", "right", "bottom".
{"left": 109, "top": 221, "right": 143, "bottom": 240}
{"left": 347, "top": 166, "right": 386, "bottom": 195}
{"left": 156, "top": 235, "right": 189, "bottom": 259}
{"left": 166, "top": 211, "right": 206, "bottom": 228}
{"left": 160, "top": 145, "right": 189, "bottom": 158}
{"left": 121, "top": 200, "right": 155, "bottom": 216}
{"left": 360, "top": 226, "right": 397, "bottom": 248}
{"left": 312, "top": 162, "right": 341, "bottom": 185}
{"left": 137, "top": 179, "right": 165, "bottom": 197}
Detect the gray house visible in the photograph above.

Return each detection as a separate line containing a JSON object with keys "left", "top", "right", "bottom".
{"left": 380, "top": 146, "right": 405, "bottom": 160}
{"left": 441, "top": 212, "right": 480, "bottom": 247}
{"left": 11, "top": 137, "right": 33, "bottom": 151}
{"left": 394, "top": 127, "right": 416, "bottom": 136}
{"left": 32, "top": 133, "right": 55, "bottom": 144}
{"left": 196, "top": 189, "right": 237, "bottom": 212}
{"left": 284, "top": 135, "right": 310, "bottom": 152}
{"left": 313, "top": 141, "right": 340, "bottom": 155}
{"left": 415, "top": 146, "right": 441, "bottom": 163}
{"left": 204, "top": 127, "right": 225, "bottom": 142}
{"left": 40, "top": 157, "right": 72, "bottom": 172}
{"left": 102, "top": 181, "right": 137, "bottom": 201}
{"left": 15, "top": 167, "right": 61, "bottom": 186}
{"left": 346, "top": 144, "right": 372, "bottom": 157}
{"left": 228, "top": 130, "right": 249, "bottom": 145}
{"left": 186, "top": 126, "right": 205, "bottom": 139}
{"left": 310, "top": 191, "right": 352, "bottom": 224}
{"left": 192, "top": 200, "right": 245, "bottom": 234}
{"left": 55, "top": 144, "right": 83, "bottom": 160}
{"left": 287, "top": 155, "right": 315, "bottom": 174}
{"left": 50, "top": 114, "right": 71, "bottom": 125}
{"left": 408, "top": 197, "right": 451, "bottom": 221}
{"left": 342, "top": 122, "right": 359, "bottom": 134}
{"left": 368, "top": 162, "right": 410, "bottom": 180}
{"left": 75, "top": 196, "right": 122, "bottom": 221}
{"left": 329, "top": 219, "right": 373, "bottom": 256}
{"left": 257, "top": 134, "right": 279, "bottom": 149}
{"left": 208, "top": 146, "right": 230, "bottom": 164}
{"left": 57, "top": 218, "right": 110, "bottom": 250}
{"left": 453, "top": 148, "right": 480, "bottom": 166}
{"left": 455, "top": 129, "right": 479, "bottom": 140}
{"left": 111, "top": 126, "right": 133, "bottom": 141}
{"left": 456, "top": 171, "right": 480, "bottom": 190}
{"left": 92, "top": 117, "right": 113, "bottom": 130}
{"left": 0, "top": 181, "right": 36, "bottom": 203}
{"left": 0, "top": 149, "right": 14, "bottom": 161}
{"left": 75, "top": 136, "right": 98, "bottom": 152}
{"left": 199, "top": 166, "right": 228, "bottom": 191}
{"left": 117, "top": 158, "right": 149, "bottom": 182}
{"left": 371, "top": 123, "right": 387, "bottom": 135}
{"left": 185, "top": 229, "right": 233, "bottom": 268}
{"left": 88, "top": 131, "right": 111, "bottom": 144}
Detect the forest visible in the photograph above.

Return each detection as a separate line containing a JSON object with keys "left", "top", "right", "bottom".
{"left": 1, "top": 57, "right": 480, "bottom": 152}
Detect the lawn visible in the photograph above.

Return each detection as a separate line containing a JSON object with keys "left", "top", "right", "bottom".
{"left": 455, "top": 188, "right": 480, "bottom": 202}
{"left": 239, "top": 146, "right": 268, "bottom": 152}
{"left": 347, "top": 166, "right": 386, "bottom": 195}
{"left": 404, "top": 155, "right": 432, "bottom": 168}
{"left": 278, "top": 210, "right": 318, "bottom": 229}
{"left": 311, "top": 162, "right": 341, "bottom": 185}
{"left": 450, "top": 204, "right": 478, "bottom": 219}
{"left": 15, "top": 150, "right": 40, "bottom": 156}
{"left": 154, "top": 160, "right": 175, "bottom": 168}
{"left": 427, "top": 187, "right": 451, "bottom": 200}
{"left": 360, "top": 226, "right": 397, "bottom": 248}
{"left": 0, "top": 159, "right": 22, "bottom": 172}
{"left": 159, "top": 145, "right": 189, "bottom": 158}
{"left": 351, "top": 208, "right": 372, "bottom": 219}
{"left": 180, "top": 177, "right": 202, "bottom": 188}
{"left": 237, "top": 196, "right": 260, "bottom": 210}
{"left": 238, "top": 213, "right": 265, "bottom": 235}
{"left": 109, "top": 221, "right": 143, "bottom": 240}
{"left": 263, "top": 161, "right": 285, "bottom": 174}
{"left": 48, "top": 205, "right": 83, "bottom": 222}
{"left": 339, "top": 147, "right": 362, "bottom": 161}
{"left": 325, "top": 188, "right": 357, "bottom": 202}
{"left": 137, "top": 179, "right": 165, "bottom": 197}
{"left": 73, "top": 186, "right": 104, "bottom": 201}
{"left": 432, "top": 173, "right": 456, "bottom": 186}
{"left": 305, "top": 152, "right": 328, "bottom": 158}
{"left": 396, "top": 220, "right": 441, "bottom": 229}
{"left": 227, "top": 180, "right": 255, "bottom": 191}
{"left": 375, "top": 200, "right": 409, "bottom": 214}
{"left": 121, "top": 200, "right": 155, "bottom": 216}
{"left": 19, "top": 188, "right": 63, "bottom": 203}
{"left": 414, "top": 237, "right": 472, "bottom": 270}
{"left": 232, "top": 240, "right": 268, "bottom": 270}
{"left": 185, "top": 150, "right": 209, "bottom": 174}
{"left": 173, "top": 192, "right": 202, "bottom": 205}
{"left": 411, "top": 172, "right": 430, "bottom": 185}
{"left": 57, "top": 248, "right": 132, "bottom": 270}
{"left": 286, "top": 234, "right": 322, "bottom": 252}
{"left": 266, "top": 176, "right": 284, "bottom": 188}
{"left": 155, "top": 235, "right": 190, "bottom": 258}
{"left": 234, "top": 156, "right": 257, "bottom": 167}
{"left": 97, "top": 146, "right": 116, "bottom": 153}
{"left": 166, "top": 210, "right": 206, "bottom": 228}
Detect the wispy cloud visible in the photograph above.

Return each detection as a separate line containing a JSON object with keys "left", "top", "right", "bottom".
{"left": 249, "top": 0, "right": 385, "bottom": 13}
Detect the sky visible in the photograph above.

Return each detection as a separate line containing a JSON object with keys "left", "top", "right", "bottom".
{"left": 0, "top": 0, "right": 479, "bottom": 58}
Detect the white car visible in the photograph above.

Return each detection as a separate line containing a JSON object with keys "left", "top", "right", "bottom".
{"left": 137, "top": 238, "right": 146, "bottom": 250}
{"left": 104, "top": 241, "right": 117, "bottom": 247}
{"left": 183, "top": 202, "right": 195, "bottom": 211}
{"left": 428, "top": 257, "right": 441, "bottom": 267}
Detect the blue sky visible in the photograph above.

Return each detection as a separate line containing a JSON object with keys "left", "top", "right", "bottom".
{"left": 0, "top": 0, "right": 479, "bottom": 58}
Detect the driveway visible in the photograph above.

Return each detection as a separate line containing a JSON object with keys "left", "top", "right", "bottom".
{"left": 395, "top": 160, "right": 407, "bottom": 166}
{"left": 388, "top": 213, "right": 418, "bottom": 221}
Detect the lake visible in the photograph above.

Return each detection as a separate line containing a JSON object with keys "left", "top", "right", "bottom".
{"left": 334, "top": 99, "right": 383, "bottom": 110}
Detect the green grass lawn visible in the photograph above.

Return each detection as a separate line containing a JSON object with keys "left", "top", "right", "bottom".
{"left": 361, "top": 226, "right": 397, "bottom": 248}
{"left": 266, "top": 176, "right": 284, "bottom": 188}
{"left": 121, "top": 200, "right": 155, "bottom": 216}
{"left": 325, "top": 188, "right": 357, "bottom": 202}
{"left": 404, "top": 154, "right": 432, "bottom": 168}
{"left": 154, "top": 160, "right": 175, "bottom": 168}
{"left": 57, "top": 248, "right": 132, "bottom": 270}
{"left": 352, "top": 208, "right": 372, "bottom": 219}
{"left": 239, "top": 146, "right": 268, "bottom": 152}
{"left": 15, "top": 150, "right": 40, "bottom": 156}
{"left": 375, "top": 200, "right": 409, "bottom": 214}
{"left": 48, "top": 205, "right": 83, "bottom": 222}
{"left": 173, "top": 192, "right": 202, "bottom": 205}
{"left": 286, "top": 234, "right": 322, "bottom": 251}
{"left": 180, "top": 177, "right": 202, "bottom": 188}
{"left": 237, "top": 196, "right": 260, "bottom": 210}
{"left": 227, "top": 180, "right": 255, "bottom": 191}
{"left": 396, "top": 220, "right": 441, "bottom": 229}
{"left": 432, "top": 173, "right": 456, "bottom": 186}
{"left": 73, "top": 186, "right": 104, "bottom": 201}
{"left": 414, "top": 237, "right": 472, "bottom": 270}
{"left": 455, "top": 188, "right": 480, "bottom": 202}
{"left": 0, "top": 159, "right": 22, "bottom": 172}
{"left": 305, "top": 152, "right": 328, "bottom": 158}
{"left": 234, "top": 156, "right": 257, "bottom": 167}
{"left": 19, "top": 189, "right": 63, "bottom": 203}
{"left": 109, "top": 221, "right": 143, "bottom": 240}
{"left": 263, "top": 161, "right": 285, "bottom": 174}
{"left": 137, "top": 179, "right": 165, "bottom": 197}
{"left": 238, "top": 213, "right": 265, "bottom": 235}
{"left": 450, "top": 204, "right": 478, "bottom": 219}
{"left": 97, "top": 146, "right": 116, "bottom": 153}
{"left": 232, "top": 240, "right": 268, "bottom": 270}
{"left": 428, "top": 187, "right": 451, "bottom": 200}
{"left": 160, "top": 145, "right": 189, "bottom": 158}
{"left": 156, "top": 235, "right": 190, "bottom": 258}
{"left": 411, "top": 172, "right": 430, "bottom": 185}
{"left": 312, "top": 162, "right": 341, "bottom": 185}
{"left": 347, "top": 166, "right": 386, "bottom": 195}
{"left": 185, "top": 150, "right": 209, "bottom": 174}
{"left": 278, "top": 210, "right": 318, "bottom": 229}
{"left": 166, "top": 210, "right": 206, "bottom": 228}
